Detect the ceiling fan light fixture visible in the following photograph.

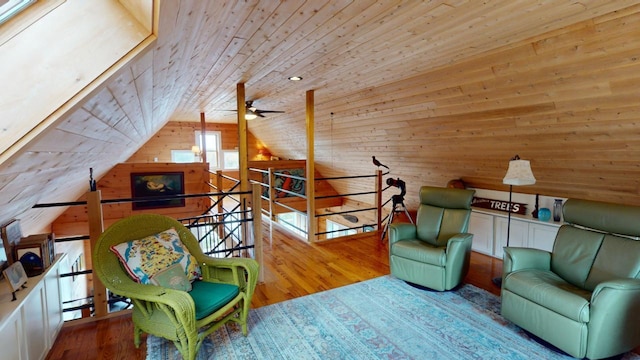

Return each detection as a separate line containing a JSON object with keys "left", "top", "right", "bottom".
{"left": 288, "top": 76, "right": 303, "bottom": 81}
{"left": 245, "top": 110, "right": 258, "bottom": 120}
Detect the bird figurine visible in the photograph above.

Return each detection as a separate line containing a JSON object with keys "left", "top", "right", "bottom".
{"left": 372, "top": 156, "right": 389, "bottom": 169}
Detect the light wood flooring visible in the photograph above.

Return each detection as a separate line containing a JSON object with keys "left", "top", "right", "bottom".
{"left": 46, "top": 225, "right": 503, "bottom": 360}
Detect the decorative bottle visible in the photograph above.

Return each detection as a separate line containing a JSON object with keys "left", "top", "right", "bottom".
{"left": 553, "top": 199, "right": 562, "bottom": 222}
{"left": 532, "top": 194, "right": 539, "bottom": 219}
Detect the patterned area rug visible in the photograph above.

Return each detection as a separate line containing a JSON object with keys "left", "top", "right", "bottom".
{"left": 146, "top": 276, "right": 640, "bottom": 359}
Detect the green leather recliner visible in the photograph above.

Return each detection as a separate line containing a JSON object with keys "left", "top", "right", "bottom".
{"left": 93, "top": 214, "right": 259, "bottom": 360}
{"left": 389, "top": 186, "right": 475, "bottom": 291}
{"left": 501, "top": 198, "right": 640, "bottom": 359}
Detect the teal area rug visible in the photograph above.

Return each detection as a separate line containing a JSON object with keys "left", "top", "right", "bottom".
{"left": 147, "top": 276, "right": 640, "bottom": 359}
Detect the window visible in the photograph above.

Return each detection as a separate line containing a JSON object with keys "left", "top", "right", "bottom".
{"left": 326, "top": 220, "right": 356, "bottom": 239}
{"left": 0, "top": 0, "right": 36, "bottom": 25}
{"left": 171, "top": 150, "right": 196, "bottom": 163}
{"left": 195, "top": 131, "right": 221, "bottom": 169}
{"left": 223, "top": 150, "right": 239, "bottom": 169}
{"left": 276, "top": 212, "right": 307, "bottom": 237}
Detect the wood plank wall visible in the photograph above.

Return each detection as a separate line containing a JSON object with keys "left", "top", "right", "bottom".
{"left": 127, "top": 121, "right": 261, "bottom": 163}
{"left": 249, "top": 6, "right": 640, "bottom": 210}
{"left": 51, "top": 163, "right": 209, "bottom": 236}
{"left": 51, "top": 121, "right": 269, "bottom": 236}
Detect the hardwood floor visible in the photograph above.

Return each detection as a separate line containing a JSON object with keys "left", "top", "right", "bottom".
{"left": 46, "top": 225, "right": 503, "bottom": 360}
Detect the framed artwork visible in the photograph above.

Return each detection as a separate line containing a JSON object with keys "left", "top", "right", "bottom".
{"left": 261, "top": 168, "right": 306, "bottom": 198}
{"left": 131, "top": 172, "right": 185, "bottom": 210}
{"left": 3, "top": 261, "right": 28, "bottom": 300}
{"left": 1, "top": 219, "right": 23, "bottom": 266}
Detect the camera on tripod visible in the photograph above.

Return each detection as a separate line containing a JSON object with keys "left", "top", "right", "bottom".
{"left": 386, "top": 177, "right": 406, "bottom": 201}
{"left": 381, "top": 177, "right": 413, "bottom": 241}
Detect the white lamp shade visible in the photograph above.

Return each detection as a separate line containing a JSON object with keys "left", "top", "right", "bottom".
{"left": 245, "top": 111, "right": 258, "bottom": 120}
{"left": 191, "top": 145, "right": 200, "bottom": 154}
{"left": 503, "top": 159, "right": 536, "bottom": 186}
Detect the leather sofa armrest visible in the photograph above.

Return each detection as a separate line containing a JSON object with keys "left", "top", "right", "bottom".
{"left": 592, "top": 278, "right": 640, "bottom": 299}
{"left": 587, "top": 278, "right": 640, "bottom": 359}
{"left": 503, "top": 247, "right": 551, "bottom": 274}
{"left": 389, "top": 223, "right": 417, "bottom": 246}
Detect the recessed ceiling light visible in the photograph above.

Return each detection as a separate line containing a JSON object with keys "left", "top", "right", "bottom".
{"left": 288, "top": 76, "right": 303, "bottom": 81}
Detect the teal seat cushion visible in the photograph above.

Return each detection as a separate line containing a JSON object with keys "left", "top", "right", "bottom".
{"left": 189, "top": 280, "right": 239, "bottom": 320}
{"left": 392, "top": 239, "right": 445, "bottom": 266}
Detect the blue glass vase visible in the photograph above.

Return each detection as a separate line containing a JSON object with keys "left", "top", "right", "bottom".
{"left": 538, "top": 208, "right": 551, "bottom": 222}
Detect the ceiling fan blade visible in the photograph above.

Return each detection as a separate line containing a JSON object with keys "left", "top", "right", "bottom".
{"left": 256, "top": 110, "right": 285, "bottom": 114}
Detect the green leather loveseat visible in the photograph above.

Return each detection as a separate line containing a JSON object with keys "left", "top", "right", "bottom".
{"left": 501, "top": 198, "right": 640, "bottom": 359}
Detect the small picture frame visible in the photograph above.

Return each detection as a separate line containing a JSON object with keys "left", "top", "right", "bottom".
{"left": 3, "top": 261, "right": 28, "bottom": 301}
{"left": 1, "top": 219, "right": 23, "bottom": 265}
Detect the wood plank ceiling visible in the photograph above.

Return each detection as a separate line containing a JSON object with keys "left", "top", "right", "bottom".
{"left": 2, "top": 0, "right": 640, "bottom": 234}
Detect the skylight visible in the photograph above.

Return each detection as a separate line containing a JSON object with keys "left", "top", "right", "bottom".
{"left": 0, "top": 0, "right": 36, "bottom": 25}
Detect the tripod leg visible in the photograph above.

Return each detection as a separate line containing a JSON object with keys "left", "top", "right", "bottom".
{"left": 403, "top": 207, "right": 414, "bottom": 224}
{"left": 380, "top": 207, "right": 396, "bottom": 242}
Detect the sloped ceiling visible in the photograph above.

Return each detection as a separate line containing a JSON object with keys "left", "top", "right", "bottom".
{"left": 1, "top": 0, "right": 640, "bottom": 235}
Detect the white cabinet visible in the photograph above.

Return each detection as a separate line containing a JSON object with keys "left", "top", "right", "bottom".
{"left": 494, "top": 217, "right": 529, "bottom": 259}
{"left": 24, "top": 286, "right": 47, "bottom": 360}
{"left": 0, "top": 312, "right": 23, "bottom": 359}
{"left": 468, "top": 210, "right": 560, "bottom": 259}
{"left": 468, "top": 212, "right": 493, "bottom": 255}
{"left": 528, "top": 223, "right": 557, "bottom": 252}
{"left": 0, "top": 254, "right": 66, "bottom": 360}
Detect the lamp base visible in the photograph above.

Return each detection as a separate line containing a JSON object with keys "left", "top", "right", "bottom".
{"left": 492, "top": 276, "right": 503, "bottom": 288}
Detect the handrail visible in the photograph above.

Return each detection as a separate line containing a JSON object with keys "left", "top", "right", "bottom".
{"left": 273, "top": 186, "right": 307, "bottom": 199}
{"left": 273, "top": 171, "right": 307, "bottom": 182}
{"left": 247, "top": 164, "right": 388, "bottom": 242}
{"left": 316, "top": 207, "right": 377, "bottom": 217}
{"left": 315, "top": 190, "right": 376, "bottom": 200}
{"left": 316, "top": 223, "right": 376, "bottom": 236}
{"left": 32, "top": 190, "right": 251, "bottom": 208}
{"left": 316, "top": 172, "right": 387, "bottom": 181}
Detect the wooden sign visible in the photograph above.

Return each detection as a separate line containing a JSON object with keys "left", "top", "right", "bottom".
{"left": 471, "top": 197, "right": 527, "bottom": 215}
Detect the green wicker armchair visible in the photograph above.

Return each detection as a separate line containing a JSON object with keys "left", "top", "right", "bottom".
{"left": 92, "top": 214, "right": 259, "bottom": 360}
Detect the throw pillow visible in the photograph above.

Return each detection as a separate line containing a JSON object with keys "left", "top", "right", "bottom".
{"left": 150, "top": 263, "right": 192, "bottom": 291}
{"left": 110, "top": 228, "right": 201, "bottom": 284}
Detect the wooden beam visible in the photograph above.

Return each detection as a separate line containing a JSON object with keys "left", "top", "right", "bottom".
{"left": 87, "top": 190, "right": 107, "bottom": 318}
{"left": 199, "top": 112, "right": 207, "bottom": 163}
{"left": 237, "top": 83, "right": 248, "bottom": 192}
{"left": 252, "top": 182, "right": 264, "bottom": 283}
{"left": 306, "top": 90, "right": 316, "bottom": 242}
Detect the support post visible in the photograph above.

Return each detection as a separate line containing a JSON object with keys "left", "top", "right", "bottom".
{"left": 87, "top": 190, "right": 107, "bottom": 318}
{"left": 251, "top": 183, "right": 264, "bottom": 283}
{"left": 200, "top": 112, "right": 207, "bottom": 164}
{"left": 376, "top": 170, "right": 383, "bottom": 240}
{"left": 305, "top": 90, "right": 316, "bottom": 242}
{"left": 237, "top": 83, "right": 250, "bottom": 244}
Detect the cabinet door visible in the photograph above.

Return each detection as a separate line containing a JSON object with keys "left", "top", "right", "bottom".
{"left": 494, "top": 217, "right": 528, "bottom": 259}
{"left": 0, "top": 312, "right": 23, "bottom": 360}
{"left": 528, "top": 223, "right": 558, "bottom": 252}
{"left": 468, "top": 212, "right": 494, "bottom": 255}
{"left": 24, "top": 285, "right": 47, "bottom": 360}
{"left": 45, "top": 260, "right": 64, "bottom": 348}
